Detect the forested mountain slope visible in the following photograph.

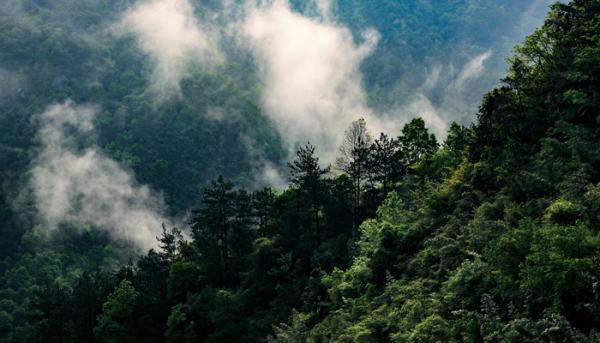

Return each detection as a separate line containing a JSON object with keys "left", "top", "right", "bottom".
{"left": 1, "top": 0, "right": 598, "bottom": 342}
{"left": 273, "top": 1, "right": 600, "bottom": 341}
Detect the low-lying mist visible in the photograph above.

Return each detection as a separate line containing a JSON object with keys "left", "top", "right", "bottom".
{"left": 3, "top": 0, "right": 559, "bottom": 250}
{"left": 30, "top": 101, "right": 173, "bottom": 251}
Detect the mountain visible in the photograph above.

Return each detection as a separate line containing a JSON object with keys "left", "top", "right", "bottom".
{"left": 0, "top": 0, "right": 552, "bottom": 255}
{"left": 2, "top": 0, "right": 598, "bottom": 342}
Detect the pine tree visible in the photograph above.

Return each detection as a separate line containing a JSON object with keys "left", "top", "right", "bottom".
{"left": 368, "top": 132, "right": 405, "bottom": 194}
{"left": 398, "top": 118, "right": 439, "bottom": 190}
{"left": 157, "top": 224, "right": 183, "bottom": 263}
{"left": 336, "top": 118, "right": 372, "bottom": 236}
{"left": 190, "top": 176, "right": 254, "bottom": 287}
{"left": 398, "top": 118, "right": 438, "bottom": 165}
{"left": 288, "top": 142, "right": 330, "bottom": 245}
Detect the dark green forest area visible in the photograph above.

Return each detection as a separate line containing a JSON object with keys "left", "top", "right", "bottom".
{"left": 1, "top": 0, "right": 600, "bottom": 342}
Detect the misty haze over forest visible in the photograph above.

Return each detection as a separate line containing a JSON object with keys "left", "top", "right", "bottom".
{"left": 2, "top": 0, "right": 600, "bottom": 342}
{"left": 1, "top": 0, "right": 555, "bottom": 246}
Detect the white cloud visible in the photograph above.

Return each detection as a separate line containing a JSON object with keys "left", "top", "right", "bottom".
{"left": 116, "top": 0, "right": 222, "bottom": 99}
{"left": 393, "top": 50, "right": 493, "bottom": 138}
{"left": 239, "top": 133, "right": 288, "bottom": 189}
{"left": 255, "top": 161, "right": 287, "bottom": 190}
{"left": 454, "top": 51, "right": 491, "bottom": 90}
{"left": 31, "top": 101, "right": 171, "bottom": 251}
{"left": 421, "top": 64, "right": 444, "bottom": 92}
{"left": 315, "top": 0, "right": 334, "bottom": 20}
{"left": 239, "top": 0, "right": 391, "bottom": 163}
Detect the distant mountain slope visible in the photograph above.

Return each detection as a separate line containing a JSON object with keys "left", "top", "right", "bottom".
{"left": 330, "top": 0, "right": 557, "bottom": 123}
{"left": 0, "top": 0, "right": 554, "bottom": 253}
{"left": 0, "top": 0, "right": 285, "bottom": 257}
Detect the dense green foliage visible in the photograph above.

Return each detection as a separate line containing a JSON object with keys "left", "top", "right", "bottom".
{"left": 272, "top": 1, "right": 600, "bottom": 341}
{"left": 2, "top": 0, "right": 600, "bottom": 342}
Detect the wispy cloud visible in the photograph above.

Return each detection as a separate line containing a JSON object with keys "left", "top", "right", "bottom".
{"left": 238, "top": 0, "right": 394, "bottom": 163}
{"left": 454, "top": 51, "right": 491, "bottom": 91}
{"left": 115, "top": 0, "right": 222, "bottom": 100}
{"left": 396, "top": 50, "right": 492, "bottom": 139}
{"left": 31, "top": 101, "right": 171, "bottom": 251}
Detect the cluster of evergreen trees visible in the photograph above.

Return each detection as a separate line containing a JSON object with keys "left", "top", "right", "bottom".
{"left": 25, "top": 112, "right": 455, "bottom": 341}
{"left": 1, "top": 0, "right": 599, "bottom": 341}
